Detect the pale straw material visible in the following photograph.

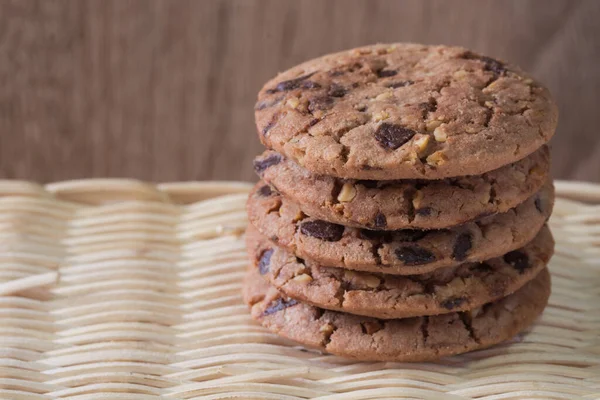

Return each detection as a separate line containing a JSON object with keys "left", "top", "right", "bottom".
{"left": 0, "top": 179, "right": 598, "bottom": 399}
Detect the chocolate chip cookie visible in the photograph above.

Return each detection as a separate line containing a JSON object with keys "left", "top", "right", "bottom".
{"left": 255, "top": 44, "right": 557, "bottom": 180}
{"left": 247, "top": 179, "right": 554, "bottom": 275}
{"left": 247, "top": 224, "right": 553, "bottom": 319}
{"left": 243, "top": 266, "right": 550, "bottom": 362}
{"left": 254, "top": 146, "right": 549, "bottom": 230}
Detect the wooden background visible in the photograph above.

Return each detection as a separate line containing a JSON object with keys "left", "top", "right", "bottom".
{"left": 0, "top": 0, "right": 598, "bottom": 184}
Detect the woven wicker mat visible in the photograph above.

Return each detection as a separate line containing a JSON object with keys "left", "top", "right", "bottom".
{"left": 0, "top": 179, "right": 598, "bottom": 400}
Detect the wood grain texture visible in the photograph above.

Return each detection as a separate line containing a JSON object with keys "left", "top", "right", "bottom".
{"left": 0, "top": 0, "right": 598, "bottom": 183}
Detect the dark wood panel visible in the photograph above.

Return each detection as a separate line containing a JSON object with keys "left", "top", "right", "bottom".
{"left": 0, "top": 0, "right": 598, "bottom": 183}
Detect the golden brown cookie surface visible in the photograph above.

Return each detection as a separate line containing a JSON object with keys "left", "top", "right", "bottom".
{"left": 255, "top": 43, "right": 557, "bottom": 180}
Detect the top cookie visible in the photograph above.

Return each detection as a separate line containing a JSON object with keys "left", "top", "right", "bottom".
{"left": 255, "top": 43, "right": 557, "bottom": 180}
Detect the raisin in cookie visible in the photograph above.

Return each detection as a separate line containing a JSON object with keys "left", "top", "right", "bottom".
{"left": 247, "top": 179, "right": 554, "bottom": 275}
{"left": 243, "top": 266, "right": 551, "bottom": 362}
{"left": 255, "top": 43, "right": 557, "bottom": 180}
{"left": 247, "top": 224, "right": 553, "bottom": 319}
{"left": 254, "top": 146, "right": 549, "bottom": 230}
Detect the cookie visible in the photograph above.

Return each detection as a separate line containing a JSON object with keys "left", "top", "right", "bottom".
{"left": 247, "top": 179, "right": 554, "bottom": 275}
{"left": 247, "top": 224, "right": 553, "bottom": 319}
{"left": 254, "top": 146, "right": 549, "bottom": 230}
{"left": 255, "top": 43, "right": 557, "bottom": 180}
{"left": 243, "top": 266, "right": 551, "bottom": 362}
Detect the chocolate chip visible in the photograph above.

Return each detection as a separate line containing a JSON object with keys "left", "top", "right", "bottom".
{"left": 377, "top": 69, "right": 397, "bottom": 78}
{"left": 300, "top": 220, "right": 344, "bottom": 242}
{"left": 257, "top": 185, "right": 273, "bottom": 197}
{"left": 504, "top": 250, "right": 529, "bottom": 273}
{"left": 374, "top": 213, "right": 387, "bottom": 229}
{"left": 271, "top": 72, "right": 316, "bottom": 92}
{"left": 441, "top": 297, "right": 467, "bottom": 310}
{"left": 328, "top": 84, "right": 346, "bottom": 97}
{"left": 308, "top": 118, "right": 320, "bottom": 127}
{"left": 463, "top": 52, "right": 507, "bottom": 75}
{"left": 395, "top": 246, "right": 436, "bottom": 265}
{"left": 392, "top": 230, "right": 428, "bottom": 242}
{"left": 359, "top": 229, "right": 391, "bottom": 242}
{"left": 253, "top": 153, "right": 283, "bottom": 175}
{"left": 416, "top": 207, "right": 432, "bottom": 216}
{"left": 481, "top": 56, "right": 507, "bottom": 75}
{"left": 258, "top": 249, "right": 273, "bottom": 275}
{"left": 374, "top": 123, "right": 416, "bottom": 150}
{"left": 308, "top": 96, "right": 334, "bottom": 113}
{"left": 356, "top": 105, "right": 368, "bottom": 112}
{"left": 301, "top": 81, "right": 321, "bottom": 89}
{"left": 263, "top": 298, "right": 298, "bottom": 316}
{"left": 534, "top": 196, "right": 543, "bottom": 213}
{"left": 452, "top": 232, "right": 473, "bottom": 261}
{"left": 388, "top": 80, "right": 414, "bottom": 88}
{"left": 420, "top": 101, "right": 437, "bottom": 113}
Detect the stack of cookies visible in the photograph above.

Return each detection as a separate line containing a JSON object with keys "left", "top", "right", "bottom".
{"left": 243, "top": 44, "right": 558, "bottom": 361}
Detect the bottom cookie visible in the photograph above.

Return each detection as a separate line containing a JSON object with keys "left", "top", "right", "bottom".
{"left": 243, "top": 267, "right": 551, "bottom": 362}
